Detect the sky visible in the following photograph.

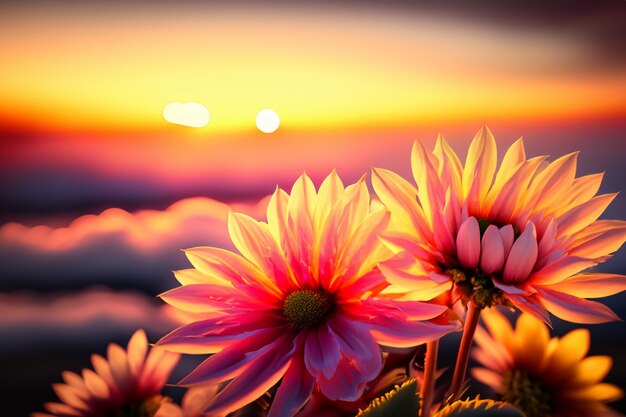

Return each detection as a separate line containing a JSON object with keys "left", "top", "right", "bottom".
{"left": 1, "top": 1, "right": 625, "bottom": 415}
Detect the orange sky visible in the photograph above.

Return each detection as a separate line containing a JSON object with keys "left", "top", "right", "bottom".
{"left": 1, "top": 2, "right": 625, "bottom": 220}
{"left": 1, "top": 3, "right": 625, "bottom": 135}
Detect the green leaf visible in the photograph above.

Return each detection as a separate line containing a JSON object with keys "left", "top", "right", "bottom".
{"left": 433, "top": 398, "right": 525, "bottom": 417}
{"left": 355, "top": 379, "right": 420, "bottom": 417}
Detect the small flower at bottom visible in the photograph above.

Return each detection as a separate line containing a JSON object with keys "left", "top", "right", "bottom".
{"left": 154, "top": 386, "right": 220, "bottom": 417}
{"left": 158, "top": 172, "right": 460, "bottom": 417}
{"left": 32, "top": 329, "right": 180, "bottom": 417}
{"left": 472, "top": 308, "right": 624, "bottom": 417}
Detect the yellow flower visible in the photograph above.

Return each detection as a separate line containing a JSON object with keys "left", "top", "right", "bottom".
{"left": 472, "top": 309, "right": 624, "bottom": 417}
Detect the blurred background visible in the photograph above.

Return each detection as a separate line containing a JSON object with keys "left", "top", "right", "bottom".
{"left": 1, "top": 0, "right": 625, "bottom": 414}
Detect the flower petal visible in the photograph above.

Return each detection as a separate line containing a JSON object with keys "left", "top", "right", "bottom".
{"left": 204, "top": 335, "right": 295, "bottom": 416}
{"left": 545, "top": 274, "right": 626, "bottom": 298}
{"left": 317, "top": 318, "right": 382, "bottom": 401}
{"left": 541, "top": 328, "right": 590, "bottom": 384}
{"left": 180, "top": 328, "right": 290, "bottom": 386}
{"left": 269, "top": 349, "right": 315, "bottom": 417}
{"left": 158, "top": 314, "right": 280, "bottom": 354}
{"left": 317, "top": 178, "right": 370, "bottom": 288}
{"left": 480, "top": 224, "right": 505, "bottom": 274}
{"left": 228, "top": 212, "right": 295, "bottom": 291}
{"left": 530, "top": 256, "right": 596, "bottom": 286}
{"left": 184, "top": 246, "right": 281, "bottom": 299}
{"left": 557, "top": 193, "right": 618, "bottom": 238}
{"left": 555, "top": 172, "right": 603, "bottom": 217}
{"left": 81, "top": 369, "right": 109, "bottom": 399}
{"left": 371, "top": 167, "right": 431, "bottom": 238}
{"left": 536, "top": 287, "right": 621, "bottom": 324}
{"left": 313, "top": 170, "right": 345, "bottom": 234}
{"left": 472, "top": 368, "right": 505, "bottom": 393}
{"left": 284, "top": 174, "right": 317, "bottom": 286}
{"left": 433, "top": 135, "right": 463, "bottom": 202}
{"left": 502, "top": 222, "right": 538, "bottom": 284}
{"left": 506, "top": 293, "right": 551, "bottom": 325}
{"left": 304, "top": 326, "right": 342, "bottom": 379}
{"left": 456, "top": 217, "right": 481, "bottom": 269}
{"left": 529, "top": 152, "right": 579, "bottom": 214}
{"left": 489, "top": 157, "right": 545, "bottom": 224}
{"left": 173, "top": 268, "right": 223, "bottom": 286}
{"left": 126, "top": 329, "right": 148, "bottom": 379}
{"left": 492, "top": 279, "right": 528, "bottom": 295}
{"left": 140, "top": 346, "right": 180, "bottom": 393}
{"left": 411, "top": 140, "right": 445, "bottom": 224}
{"left": 538, "top": 218, "right": 557, "bottom": 260}
{"left": 334, "top": 208, "right": 390, "bottom": 287}
{"left": 365, "top": 314, "right": 459, "bottom": 348}
{"left": 159, "top": 284, "right": 262, "bottom": 314}
{"left": 107, "top": 343, "right": 132, "bottom": 393}
{"left": 568, "top": 222, "right": 626, "bottom": 260}
{"left": 462, "top": 126, "right": 497, "bottom": 205}
{"left": 499, "top": 224, "right": 515, "bottom": 257}
{"left": 568, "top": 356, "right": 613, "bottom": 388}
{"left": 488, "top": 137, "right": 526, "bottom": 202}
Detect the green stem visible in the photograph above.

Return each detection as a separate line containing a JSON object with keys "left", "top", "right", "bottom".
{"left": 420, "top": 339, "right": 439, "bottom": 417}
{"left": 447, "top": 301, "right": 481, "bottom": 401}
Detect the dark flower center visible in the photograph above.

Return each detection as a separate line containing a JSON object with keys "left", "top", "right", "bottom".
{"left": 502, "top": 370, "right": 552, "bottom": 417}
{"left": 110, "top": 396, "right": 169, "bottom": 417}
{"left": 445, "top": 268, "right": 507, "bottom": 309}
{"left": 283, "top": 290, "right": 332, "bottom": 328}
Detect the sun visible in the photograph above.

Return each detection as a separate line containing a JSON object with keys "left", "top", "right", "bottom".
{"left": 256, "top": 109, "right": 280, "bottom": 133}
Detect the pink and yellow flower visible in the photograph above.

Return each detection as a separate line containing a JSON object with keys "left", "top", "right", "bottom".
{"left": 32, "top": 329, "right": 180, "bottom": 417}
{"left": 472, "top": 309, "right": 624, "bottom": 417}
{"left": 158, "top": 172, "right": 459, "bottom": 417}
{"left": 373, "top": 127, "right": 626, "bottom": 323}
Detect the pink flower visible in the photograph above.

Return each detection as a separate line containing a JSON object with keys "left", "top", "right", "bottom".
{"left": 473, "top": 308, "right": 624, "bottom": 417}
{"left": 32, "top": 329, "right": 180, "bottom": 417}
{"left": 158, "top": 172, "right": 459, "bottom": 417}
{"left": 373, "top": 127, "right": 626, "bottom": 323}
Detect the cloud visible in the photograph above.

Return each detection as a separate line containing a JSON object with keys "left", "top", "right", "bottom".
{"left": 0, "top": 287, "right": 182, "bottom": 352}
{"left": 0, "top": 196, "right": 268, "bottom": 292}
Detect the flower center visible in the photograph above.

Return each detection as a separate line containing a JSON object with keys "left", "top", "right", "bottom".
{"left": 283, "top": 290, "right": 332, "bottom": 328}
{"left": 445, "top": 268, "right": 508, "bottom": 309}
{"left": 502, "top": 370, "right": 552, "bottom": 417}
{"left": 110, "top": 396, "right": 170, "bottom": 417}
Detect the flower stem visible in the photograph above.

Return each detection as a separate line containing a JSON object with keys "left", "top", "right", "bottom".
{"left": 447, "top": 301, "right": 481, "bottom": 401}
{"left": 420, "top": 339, "right": 439, "bottom": 417}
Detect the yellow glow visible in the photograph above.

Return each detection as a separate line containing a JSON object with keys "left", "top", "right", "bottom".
{"left": 256, "top": 109, "right": 280, "bottom": 133}
{"left": 163, "top": 102, "right": 210, "bottom": 128}
{"left": 0, "top": 4, "right": 624, "bottom": 133}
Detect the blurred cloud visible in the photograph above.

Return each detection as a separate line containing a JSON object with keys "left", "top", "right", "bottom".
{"left": 0, "top": 196, "right": 268, "bottom": 292}
{"left": 0, "top": 287, "right": 179, "bottom": 352}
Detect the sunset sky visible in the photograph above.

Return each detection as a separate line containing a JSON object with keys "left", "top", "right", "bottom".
{"left": 1, "top": 1, "right": 625, "bottom": 414}
{"left": 2, "top": 1, "right": 625, "bottom": 218}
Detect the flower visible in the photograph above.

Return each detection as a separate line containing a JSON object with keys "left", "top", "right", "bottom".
{"left": 155, "top": 386, "right": 219, "bottom": 417}
{"left": 158, "top": 172, "right": 459, "bottom": 417}
{"left": 472, "top": 308, "right": 624, "bottom": 417}
{"left": 373, "top": 126, "right": 626, "bottom": 323}
{"left": 32, "top": 329, "right": 180, "bottom": 417}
